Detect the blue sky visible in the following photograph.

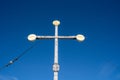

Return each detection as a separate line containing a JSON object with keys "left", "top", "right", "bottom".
{"left": 0, "top": 0, "right": 120, "bottom": 80}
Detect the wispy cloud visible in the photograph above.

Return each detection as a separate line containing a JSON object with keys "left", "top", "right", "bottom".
{"left": 0, "top": 75, "right": 18, "bottom": 80}
{"left": 100, "top": 63, "right": 116, "bottom": 76}
{"left": 97, "top": 62, "right": 117, "bottom": 79}
{"left": 116, "top": 74, "right": 120, "bottom": 79}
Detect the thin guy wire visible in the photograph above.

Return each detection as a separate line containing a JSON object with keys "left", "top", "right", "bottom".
{"left": 0, "top": 42, "right": 38, "bottom": 71}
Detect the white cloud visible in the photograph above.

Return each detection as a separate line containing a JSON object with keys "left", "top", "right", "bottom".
{"left": 97, "top": 62, "right": 117, "bottom": 80}
{"left": 0, "top": 75, "right": 18, "bottom": 80}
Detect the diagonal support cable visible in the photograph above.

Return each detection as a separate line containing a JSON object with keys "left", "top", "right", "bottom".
{"left": 0, "top": 43, "right": 38, "bottom": 71}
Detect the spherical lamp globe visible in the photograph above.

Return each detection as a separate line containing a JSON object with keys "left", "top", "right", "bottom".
{"left": 52, "top": 20, "right": 60, "bottom": 26}
{"left": 76, "top": 34, "right": 85, "bottom": 42}
{"left": 27, "top": 34, "right": 37, "bottom": 41}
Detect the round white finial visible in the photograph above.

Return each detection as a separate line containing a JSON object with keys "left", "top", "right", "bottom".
{"left": 53, "top": 20, "right": 60, "bottom": 26}
{"left": 27, "top": 34, "right": 37, "bottom": 41}
{"left": 76, "top": 34, "right": 85, "bottom": 42}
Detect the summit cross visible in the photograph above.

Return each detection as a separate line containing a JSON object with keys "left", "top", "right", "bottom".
{"left": 27, "top": 20, "right": 85, "bottom": 80}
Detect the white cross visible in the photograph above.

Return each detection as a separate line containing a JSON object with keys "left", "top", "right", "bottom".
{"left": 27, "top": 20, "right": 85, "bottom": 80}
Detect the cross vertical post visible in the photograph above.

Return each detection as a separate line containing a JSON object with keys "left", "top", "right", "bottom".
{"left": 27, "top": 20, "right": 85, "bottom": 80}
{"left": 53, "top": 20, "right": 60, "bottom": 80}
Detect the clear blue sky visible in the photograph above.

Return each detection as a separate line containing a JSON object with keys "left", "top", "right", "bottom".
{"left": 0, "top": 0, "right": 120, "bottom": 80}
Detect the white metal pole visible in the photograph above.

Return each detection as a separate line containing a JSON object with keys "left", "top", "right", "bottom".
{"left": 53, "top": 20, "right": 60, "bottom": 80}
{"left": 54, "top": 26, "right": 58, "bottom": 63}
{"left": 53, "top": 26, "right": 59, "bottom": 80}
{"left": 54, "top": 72, "right": 58, "bottom": 80}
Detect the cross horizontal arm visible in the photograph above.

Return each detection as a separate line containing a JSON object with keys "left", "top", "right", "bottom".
{"left": 36, "top": 36, "right": 76, "bottom": 39}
